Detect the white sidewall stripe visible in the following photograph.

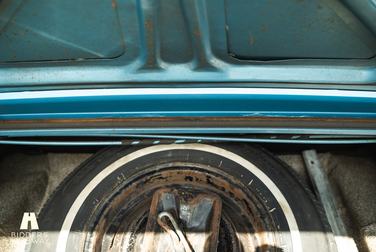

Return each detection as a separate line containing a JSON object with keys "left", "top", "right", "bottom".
{"left": 56, "top": 144, "right": 302, "bottom": 252}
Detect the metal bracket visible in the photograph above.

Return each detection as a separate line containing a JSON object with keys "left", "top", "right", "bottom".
{"left": 302, "top": 149, "right": 358, "bottom": 252}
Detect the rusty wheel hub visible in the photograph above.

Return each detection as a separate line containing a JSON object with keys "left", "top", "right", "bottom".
{"left": 83, "top": 163, "right": 276, "bottom": 252}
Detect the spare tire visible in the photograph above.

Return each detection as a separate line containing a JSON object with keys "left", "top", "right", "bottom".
{"left": 27, "top": 143, "right": 337, "bottom": 252}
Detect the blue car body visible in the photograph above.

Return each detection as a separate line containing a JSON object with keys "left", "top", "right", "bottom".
{"left": 0, "top": 0, "right": 376, "bottom": 145}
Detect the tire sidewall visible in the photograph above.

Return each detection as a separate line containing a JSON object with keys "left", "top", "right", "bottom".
{"left": 28, "top": 143, "right": 336, "bottom": 252}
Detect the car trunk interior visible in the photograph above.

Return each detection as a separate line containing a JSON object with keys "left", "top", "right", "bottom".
{"left": 0, "top": 144, "right": 375, "bottom": 251}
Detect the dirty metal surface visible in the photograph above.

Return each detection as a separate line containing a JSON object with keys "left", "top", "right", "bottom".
{"left": 1, "top": 116, "right": 376, "bottom": 146}
{"left": 0, "top": 0, "right": 124, "bottom": 62}
{"left": 85, "top": 165, "right": 274, "bottom": 252}
{"left": 1, "top": 116, "right": 376, "bottom": 130}
{"left": 142, "top": 188, "right": 222, "bottom": 252}
{"left": 302, "top": 150, "right": 358, "bottom": 252}
{"left": 226, "top": 0, "right": 373, "bottom": 60}
{"left": 0, "top": 0, "right": 375, "bottom": 89}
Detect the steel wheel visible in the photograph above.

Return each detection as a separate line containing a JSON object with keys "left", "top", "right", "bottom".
{"left": 27, "top": 143, "right": 337, "bottom": 252}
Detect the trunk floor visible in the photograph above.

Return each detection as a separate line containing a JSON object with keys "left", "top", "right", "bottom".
{"left": 0, "top": 150, "right": 375, "bottom": 252}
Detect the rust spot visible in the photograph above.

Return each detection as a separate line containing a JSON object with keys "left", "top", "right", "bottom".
{"left": 11, "top": 55, "right": 16, "bottom": 58}
{"left": 111, "top": 0, "right": 117, "bottom": 9}
{"left": 11, "top": 32, "right": 18, "bottom": 35}
{"left": 194, "top": 30, "right": 201, "bottom": 36}
{"left": 63, "top": 49, "right": 66, "bottom": 51}
{"left": 317, "top": 4, "right": 323, "bottom": 9}
{"left": 250, "top": 33, "right": 254, "bottom": 45}
{"left": 144, "top": 20, "right": 152, "bottom": 28}
{"left": 200, "top": 53, "right": 205, "bottom": 63}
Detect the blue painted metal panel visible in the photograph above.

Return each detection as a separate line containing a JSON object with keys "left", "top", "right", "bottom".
{"left": 226, "top": 0, "right": 373, "bottom": 60}
{"left": 0, "top": 0, "right": 374, "bottom": 90}
{"left": 1, "top": 88, "right": 376, "bottom": 119}
{"left": 0, "top": 0, "right": 124, "bottom": 62}
{"left": 0, "top": 0, "right": 374, "bottom": 146}
{"left": 341, "top": 0, "right": 376, "bottom": 37}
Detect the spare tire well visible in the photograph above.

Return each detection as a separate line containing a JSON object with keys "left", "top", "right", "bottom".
{"left": 27, "top": 143, "right": 337, "bottom": 252}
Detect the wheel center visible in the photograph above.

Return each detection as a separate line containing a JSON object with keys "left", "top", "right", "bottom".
{"left": 142, "top": 188, "right": 222, "bottom": 252}
{"left": 85, "top": 166, "right": 272, "bottom": 252}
